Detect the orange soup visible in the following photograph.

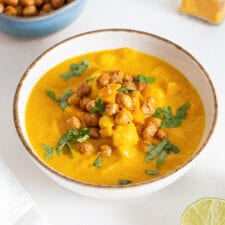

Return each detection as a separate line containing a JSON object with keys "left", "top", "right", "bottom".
{"left": 25, "top": 48, "right": 205, "bottom": 185}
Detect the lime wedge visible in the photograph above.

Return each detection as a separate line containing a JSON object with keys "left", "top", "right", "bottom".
{"left": 181, "top": 198, "right": 225, "bottom": 225}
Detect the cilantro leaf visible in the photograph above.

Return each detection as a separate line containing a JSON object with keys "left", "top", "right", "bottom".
{"left": 60, "top": 59, "right": 90, "bottom": 80}
{"left": 41, "top": 144, "right": 54, "bottom": 159}
{"left": 93, "top": 156, "right": 103, "bottom": 168}
{"left": 45, "top": 90, "right": 58, "bottom": 102}
{"left": 86, "top": 77, "right": 95, "bottom": 83}
{"left": 145, "top": 139, "right": 168, "bottom": 162}
{"left": 118, "top": 180, "right": 132, "bottom": 185}
{"left": 136, "top": 74, "right": 155, "bottom": 84}
{"left": 90, "top": 97, "right": 105, "bottom": 114}
{"left": 156, "top": 150, "right": 169, "bottom": 168}
{"left": 153, "top": 102, "right": 190, "bottom": 128}
{"left": 145, "top": 170, "right": 159, "bottom": 175}
{"left": 145, "top": 139, "right": 179, "bottom": 169}
{"left": 43, "top": 128, "right": 90, "bottom": 159}
{"left": 117, "top": 87, "right": 135, "bottom": 94}
{"left": 45, "top": 88, "right": 73, "bottom": 109}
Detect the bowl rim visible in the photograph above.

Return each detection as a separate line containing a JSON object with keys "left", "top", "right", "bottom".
{"left": 13, "top": 28, "right": 218, "bottom": 189}
{"left": 0, "top": 0, "right": 85, "bottom": 21}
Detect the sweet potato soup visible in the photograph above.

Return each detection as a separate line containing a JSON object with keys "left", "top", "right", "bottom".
{"left": 25, "top": 48, "right": 205, "bottom": 185}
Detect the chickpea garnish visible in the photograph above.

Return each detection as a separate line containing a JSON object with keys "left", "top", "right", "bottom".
{"left": 115, "top": 111, "right": 131, "bottom": 125}
{"left": 142, "top": 123, "right": 158, "bottom": 140}
{"left": 105, "top": 102, "right": 119, "bottom": 116}
{"left": 23, "top": 5, "right": 37, "bottom": 16}
{"left": 85, "top": 113, "right": 100, "bottom": 127}
{"left": 138, "top": 140, "right": 149, "bottom": 153}
{"left": 155, "top": 129, "right": 168, "bottom": 140}
{"left": 50, "top": 0, "right": 64, "bottom": 8}
{"left": 66, "top": 116, "right": 81, "bottom": 130}
{"left": 77, "top": 83, "right": 92, "bottom": 97}
{"left": 41, "top": 3, "right": 53, "bottom": 12}
{"left": 79, "top": 97, "right": 91, "bottom": 111}
{"left": 145, "top": 117, "right": 162, "bottom": 128}
{"left": 67, "top": 92, "right": 80, "bottom": 106}
{"left": 4, "top": 5, "right": 17, "bottom": 15}
{"left": 77, "top": 142, "right": 94, "bottom": 154}
{"left": 96, "top": 73, "right": 110, "bottom": 88}
{"left": 20, "top": 0, "right": 35, "bottom": 7}
{"left": 98, "top": 144, "right": 112, "bottom": 157}
{"left": 109, "top": 70, "right": 124, "bottom": 84}
{"left": 4, "top": 0, "right": 18, "bottom": 7}
{"left": 118, "top": 93, "right": 134, "bottom": 111}
{"left": 34, "top": 0, "right": 44, "bottom": 7}
{"left": 86, "top": 99, "right": 96, "bottom": 112}
{"left": 141, "top": 96, "right": 156, "bottom": 116}
{"left": 122, "top": 80, "right": 137, "bottom": 91}
{"left": 89, "top": 127, "right": 100, "bottom": 139}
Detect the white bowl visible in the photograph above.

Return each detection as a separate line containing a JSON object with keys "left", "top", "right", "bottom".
{"left": 14, "top": 29, "right": 217, "bottom": 200}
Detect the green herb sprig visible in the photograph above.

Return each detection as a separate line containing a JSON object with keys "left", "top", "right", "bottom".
{"left": 60, "top": 59, "right": 90, "bottom": 80}
{"left": 117, "top": 87, "right": 135, "bottom": 94}
{"left": 118, "top": 180, "right": 132, "bottom": 185}
{"left": 41, "top": 128, "right": 90, "bottom": 159}
{"left": 153, "top": 102, "right": 190, "bottom": 128}
{"left": 45, "top": 88, "right": 73, "bottom": 109}
{"left": 145, "top": 139, "right": 179, "bottom": 168}
{"left": 136, "top": 74, "right": 155, "bottom": 84}
{"left": 93, "top": 156, "right": 103, "bottom": 168}
{"left": 90, "top": 97, "right": 105, "bottom": 114}
{"left": 145, "top": 170, "right": 159, "bottom": 175}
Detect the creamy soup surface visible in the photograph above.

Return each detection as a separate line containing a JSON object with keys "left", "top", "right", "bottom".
{"left": 26, "top": 48, "right": 205, "bottom": 185}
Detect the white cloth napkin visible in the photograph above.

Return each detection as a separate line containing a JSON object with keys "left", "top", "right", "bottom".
{"left": 0, "top": 158, "right": 50, "bottom": 225}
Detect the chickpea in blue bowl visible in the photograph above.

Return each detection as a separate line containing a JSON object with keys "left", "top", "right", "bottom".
{"left": 0, "top": 0, "right": 87, "bottom": 38}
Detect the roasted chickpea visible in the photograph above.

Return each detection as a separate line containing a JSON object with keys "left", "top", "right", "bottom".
{"left": 66, "top": 116, "right": 81, "bottom": 130}
{"left": 96, "top": 73, "right": 110, "bottom": 88}
{"left": 67, "top": 92, "right": 80, "bottom": 106}
{"left": 115, "top": 111, "right": 131, "bottom": 125}
{"left": 142, "top": 123, "right": 158, "bottom": 140}
{"left": 35, "top": 0, "right": 44, "bottom": 6}
{"left": 141, "top": 96, "right": 156, "bottom": 116}
{"left": 85, "top": 99, "right": 96, "bottom": 112}
{"left": 20, "top": 0, "right": 34, "bottom": 6}
{"left": 117, "top": 93, "right": 134, "bottom": 111}
{"left": 4, "top": 0, "right": 18, "bottom": 6}
{"left": 85, "top": 113, "right": 100, "bottom": 127}
{"left": 77, "top": 83, "right": 92, "bottom": 97}
{"left": 77, "top": 142, "right": 94, "bottom": 154}
{"left": 136, "top": 82, "right": 146, "bottom": 92}
{"left": 155, "top": 129, "right": 167, "bottom": 140}
{"left": 23, "top": 5, "right": 37, "bottom": 16}
{"left": 122, "top": 80, "right": 137, "bottom": 91}
{"left": 105, "top": 102, "right": 119, "bottom": 116}
{"left": 0, "top": 2, "right": 4, "bottom": 12}
{"left": 51, "top": 0, "right": 64, "bottom": 8}
{"left": 109, "top": 70, "right": 124, "bottom": 84}
{"left": 79, "top": 97, "right": 91, "bottom": 111}
{"left": 89, "top": 127, "right": 100, "bottom": 139}
{"left": 145, "top": 117, "right": 162, "bottom": 128}
{"left": 41, "top": 3, "right": 53, "bottom": 12}
{"left": 38, "top": 10, "right": 46, "bottom": 14}
{"left": 98, "top": 144, "right": 112, "bottom": 157}
{"left": 4, "top": 5, "right": 17, "bottom": 15}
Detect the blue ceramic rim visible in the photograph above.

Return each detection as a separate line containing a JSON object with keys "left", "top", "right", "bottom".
{"left": 0, "top": 0, "right": 84, "bottom": 21}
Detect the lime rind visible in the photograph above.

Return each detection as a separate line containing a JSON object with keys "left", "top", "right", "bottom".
{"left": 181, "top": 197, "right": 225, "bottom": 225}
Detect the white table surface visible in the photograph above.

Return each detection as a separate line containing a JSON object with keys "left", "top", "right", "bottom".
{"left": 1, "top": 0, "right": 225, "bottom": 224}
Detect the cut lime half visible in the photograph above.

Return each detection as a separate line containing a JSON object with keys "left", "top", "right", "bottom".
{"left": 181, "top": 198, "right": 225, "bottom": 225}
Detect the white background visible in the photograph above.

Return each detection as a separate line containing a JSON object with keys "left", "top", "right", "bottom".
{"left": 1, "top": 0, "right": 225, "bottom": 224}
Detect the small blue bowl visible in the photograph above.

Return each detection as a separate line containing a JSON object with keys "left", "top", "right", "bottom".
{"left": 0, "top": 0, "right": 87, "bottom": 38}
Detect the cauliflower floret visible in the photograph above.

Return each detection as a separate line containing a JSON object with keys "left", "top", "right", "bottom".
{"left": 99, "top": 115, "right": 114, "bottom": 138}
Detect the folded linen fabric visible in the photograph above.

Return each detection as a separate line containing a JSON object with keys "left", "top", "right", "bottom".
{"left": 0, "top": 158, "right": 50, "bottom": 225}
